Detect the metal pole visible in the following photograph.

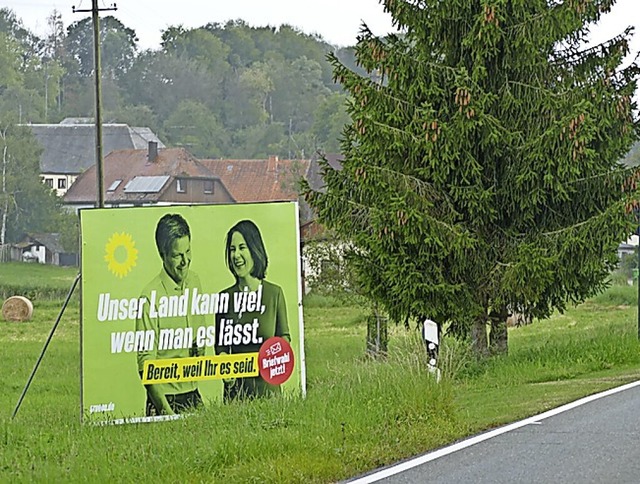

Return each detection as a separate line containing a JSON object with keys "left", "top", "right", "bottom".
{"left": 11, "top": 273, "right": 81, "bottom": 420}
{"left": 91, "top": 0, "right": 105, "bottom": 208}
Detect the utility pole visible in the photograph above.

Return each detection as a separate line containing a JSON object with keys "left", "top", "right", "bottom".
{"left": 72, "top": 1, "right": 117, "bottom": 208}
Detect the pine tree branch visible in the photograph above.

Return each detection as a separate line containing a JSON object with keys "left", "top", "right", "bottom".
{"left": 320, "top": 190, "right": 462, "bottom": 237}
{"left": 364, "top": 164, "right": 459, "bottom": 216}
{"left": 565, "top": 166, "right": 638, "bottom": 187}
{"left": 539, "top": 204, "right": 623, "bottom": 237}
{"left": 367, "top": 119, "right": 422, "bottom": 143}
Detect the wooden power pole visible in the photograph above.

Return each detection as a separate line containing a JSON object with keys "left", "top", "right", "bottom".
{"left": 72, "top": 1, "right": 117, "bottom": 208}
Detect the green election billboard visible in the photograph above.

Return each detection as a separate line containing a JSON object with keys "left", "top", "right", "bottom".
{"left": 80, "top": 202, "right": 305, "bottom": 423}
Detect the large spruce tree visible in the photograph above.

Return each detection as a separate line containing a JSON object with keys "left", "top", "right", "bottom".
{"left": 306, "top": 0, "right": 640, "bottom": 355}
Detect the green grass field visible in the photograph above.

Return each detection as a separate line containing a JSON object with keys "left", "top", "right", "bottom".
{"left": 0, "top": 262, "right": 79, "bottom": 301}
{"left": 1, "top": 263, "right": 640, "bottom": 482}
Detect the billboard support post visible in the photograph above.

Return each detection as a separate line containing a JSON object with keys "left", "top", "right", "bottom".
{"left": 11, "top": 273, "right": 81, "bottom": 420}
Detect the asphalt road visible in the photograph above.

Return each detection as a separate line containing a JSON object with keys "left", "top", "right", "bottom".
{"left": 347, "top": 381, "right": 640, "bottom": 484}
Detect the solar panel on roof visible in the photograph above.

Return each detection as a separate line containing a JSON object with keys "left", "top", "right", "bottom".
{"left": 123, "top": 175, "right": 169, "bottom": 193}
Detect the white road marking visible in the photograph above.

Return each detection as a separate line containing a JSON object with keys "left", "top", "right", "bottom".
{"left": 348, "top": 379, "right": 640, "bottom": 483}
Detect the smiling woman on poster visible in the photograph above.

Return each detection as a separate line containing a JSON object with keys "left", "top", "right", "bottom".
{"left": 215, "top": 219, "right": 291, "bottom": 401}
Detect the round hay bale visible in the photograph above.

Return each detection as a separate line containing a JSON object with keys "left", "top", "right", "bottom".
{"left": 2, "top": 296, "right": 34, "bottom": 322}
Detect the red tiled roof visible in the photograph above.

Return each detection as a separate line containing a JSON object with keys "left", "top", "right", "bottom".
{"left": 64, "top": 147, "right": 231, "bottom": 203}
{"left": 200, "top": 157, "right": 311, "bottom": 203}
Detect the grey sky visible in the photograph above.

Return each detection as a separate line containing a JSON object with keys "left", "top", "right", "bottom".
{"left": 3, "top": 0, "right": 639, "bottom": 53}
{"left": 4, "top": 0, "right": 396, "bottom": 48}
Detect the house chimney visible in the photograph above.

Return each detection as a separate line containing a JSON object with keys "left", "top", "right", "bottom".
{"left": 267, "top": 155, "right": 279, "bottom": 172}
{"left": 148, "top": 141, "right": 158, "bottom": 162}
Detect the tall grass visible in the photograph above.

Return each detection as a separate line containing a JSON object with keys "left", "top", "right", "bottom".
{"left": 588, "top": 282, "right": 637, "bottom": 306}
{"left": 1, "top": 269, "right": 640, "bottom": 482}
{"left": 1, "top": 304, "right": 458, "bottom": 482}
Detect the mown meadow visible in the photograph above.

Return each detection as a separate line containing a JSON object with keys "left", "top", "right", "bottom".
{"left": 1, "top": 262, "right": 640, "bottom": 482}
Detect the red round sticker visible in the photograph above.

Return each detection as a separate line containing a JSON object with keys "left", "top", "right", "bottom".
{"left": 258, "top": 337, "right": 295, "bottom": 385}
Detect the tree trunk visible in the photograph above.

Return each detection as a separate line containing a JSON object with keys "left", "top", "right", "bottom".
{"left": 471, "top": 316, "right": 489, "bottom": 357}
{"left": 1, "top": 136, "right": 8, "bottom": 247}
{"left": 366, "top": 309, "right": 388, "bottom": 359}
{"left": 489, "top": 310, "right": 508, "bottom": 355}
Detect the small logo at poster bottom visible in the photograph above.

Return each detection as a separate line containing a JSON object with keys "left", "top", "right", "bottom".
{"left": 258, "top": 337, "right": 294, "bottom": 385}
{"left": 89, "top": 402, "right": 115, "bottom": 414}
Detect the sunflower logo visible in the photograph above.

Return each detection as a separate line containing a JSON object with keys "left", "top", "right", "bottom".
{"left": 104, "top": 232, "right": 138, "bottom": 278}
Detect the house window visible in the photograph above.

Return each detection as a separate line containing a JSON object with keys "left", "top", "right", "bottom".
{"left": 176, "top": 179, "right": 186, "bottom": 193}
{"left": 204, "top": 180, "right": 214, "bottom": 194}
{"left": 44, "top": 178, "right": 53, "bottom": 188}
{"left": 58, "top": 178, "right": 67, "bottom": 189}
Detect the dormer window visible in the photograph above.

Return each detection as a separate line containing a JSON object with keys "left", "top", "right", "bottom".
{"left": 176, "top": 178, "right": 186, "bottom": 193}
{"left": 204, "top": 180, "right": 214, "bottom": 194}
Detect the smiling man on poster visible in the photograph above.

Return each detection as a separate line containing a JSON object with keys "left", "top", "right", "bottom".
{"left": 136, "top": 213, "right": 206, "bottom": 416}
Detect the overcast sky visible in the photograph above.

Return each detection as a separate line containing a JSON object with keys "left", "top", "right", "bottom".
{"left": 3, "top": 0, "right": 640, "bottom": 52}
{"left": 4, "top": 0, "right": 395, "bottom": 48}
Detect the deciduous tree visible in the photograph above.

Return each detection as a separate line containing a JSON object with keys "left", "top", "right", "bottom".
{"left": 64, "top": 15, "right": 137, "bottom": 79}
{"left": 0, "top": 124, "right": 61, "bottom": 244}
{"left": 163, "top": 100, "right": 229, "bottom": 158}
